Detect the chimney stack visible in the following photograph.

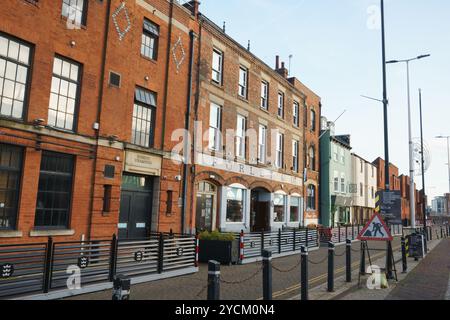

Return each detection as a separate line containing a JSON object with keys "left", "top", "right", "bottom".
{"left": 276, "top": 60, "right": 288, "bottom": 78}
{"left": 187, "top": 0, "right": 200, "bottom": 17}
{"left": 275, "top": 55, "right": 280, "bottom": 70}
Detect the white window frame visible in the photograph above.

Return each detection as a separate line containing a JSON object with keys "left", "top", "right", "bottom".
{"left": 208, "top": 102, "right": 222, "bottom": 151}
{"left": 333, "top": 171, "right": 339, "bottom": 193}
{"left": 261, "top": 81, "right": 268, "bottom": 109}
{"left": 292, "top": 140, "right": 299, "bottom": 173}
{"left": 277, "top": 92, "right": 284, "bottom": 118}
{"left": 293, "top": 101, "right": 299, "bottom": 127}
{"left": 341, "top": 173, "right": 346, "bottom": 193}
{"left": 238, "top": 66, "right": 248, "bottom": 98}
{"left": 236, "top": 114, "right": 246, "bottom": 159}
{"left": 275, "top": 132, "right": 284, "bottom": 169}
{"left": 258, "top": 124, "right": 267, "bottom": 164}
{"left": 212, "top": 49, "right": 223, "bottom": 84}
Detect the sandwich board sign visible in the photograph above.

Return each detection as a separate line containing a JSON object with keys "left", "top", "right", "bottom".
{"left": 357, "top": 212, "right": 393, "bottom": 241}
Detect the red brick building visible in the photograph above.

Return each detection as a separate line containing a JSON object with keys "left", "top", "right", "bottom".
{"left": 187, "top": 15, "right": 321, "bottom": 234}
{"left": 372, "top": 158, "right": 423, "bottom": 224}
{"left": 0, "top": 0, "right": 200, "bottom": 243}
{"left": 0, "top": 0, "right": 320, "bottom": 243}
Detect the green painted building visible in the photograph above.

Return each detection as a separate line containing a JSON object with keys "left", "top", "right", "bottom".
{"left": 319, "top": 119, "right": 353, "bottom": 227}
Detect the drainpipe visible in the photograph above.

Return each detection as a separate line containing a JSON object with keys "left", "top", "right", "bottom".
{"left": 88, "top": 0, "right": 112, "bottom": 240}
{"left": 160, "top": 0, "right": 174, "bottom": 150}
{"left": 181, "top": 30, "right": 196, "bottom": 234}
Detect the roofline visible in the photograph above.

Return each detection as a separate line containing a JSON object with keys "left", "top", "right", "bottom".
{"left": 198, "top": 13, "right": 321, "bottom": 101}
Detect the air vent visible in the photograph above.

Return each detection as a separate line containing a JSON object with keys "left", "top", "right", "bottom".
{"left": 109, "top": 71, "right": 121, "bottom": 88}
{"left": 104, "top": 165, "right": 115, "bottom": 179}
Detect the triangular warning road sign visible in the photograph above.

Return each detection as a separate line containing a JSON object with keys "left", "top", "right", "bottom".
{"left": 357, "top": 212, "right": 393, "bottom": 241}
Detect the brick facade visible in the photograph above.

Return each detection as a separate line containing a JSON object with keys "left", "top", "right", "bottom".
{"left": 0, "top": 0, "right": 320, "bottom": 243}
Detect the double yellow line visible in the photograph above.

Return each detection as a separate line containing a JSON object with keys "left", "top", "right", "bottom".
{"left": 257, "top": 245, "right": 400, "bottom": 300}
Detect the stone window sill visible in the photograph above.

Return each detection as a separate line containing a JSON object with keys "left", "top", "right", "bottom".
{"left": 30, "top": 229, "right": 75, "bottom": 237}
{"left": 0, "top": 230, "right": 23, "bottom": 238}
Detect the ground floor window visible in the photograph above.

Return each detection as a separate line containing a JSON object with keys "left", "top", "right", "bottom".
{"left": 0, "top": 143, "right": 23, "bottom": 229}
{"left": 290, "top": 196, "right": 301, "bottom": 222}
{"left": 34, "top": 151, "right": 74, "bottom": 228}
{"left": 226, "top": 187, "right": 245, "bottom": 223}
{"left": 273, "top": 194, "right": 286, "bottom": 222}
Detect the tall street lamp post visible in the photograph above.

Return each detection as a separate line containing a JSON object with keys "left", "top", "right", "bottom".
{"left": 386, "top": 54, "right": 430, "bottom": 228}
{"left": 436, "top": 135, "right": 450, "bottom": 194}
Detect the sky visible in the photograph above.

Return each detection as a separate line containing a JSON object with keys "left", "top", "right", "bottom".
{"left": 200, "top": 0, "right": 450, "bottom": 205}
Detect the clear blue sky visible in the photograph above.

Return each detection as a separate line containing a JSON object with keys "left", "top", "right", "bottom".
{"left": 200, "top": 0, "right": 450, "bottom": 204}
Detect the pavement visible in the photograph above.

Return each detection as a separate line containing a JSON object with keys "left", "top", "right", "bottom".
{"left": 306, "top": 237, "right": 449, "bottom": 301}
{"left": 64, "top": 238, "right": 399, "bottom": 300}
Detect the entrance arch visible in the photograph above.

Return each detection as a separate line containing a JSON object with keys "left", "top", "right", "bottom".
{"left": 195, "top": 181, "right": 218, "bottom": 232}
{"left": 250, "top": 187, "right": 271, "bottom": 232}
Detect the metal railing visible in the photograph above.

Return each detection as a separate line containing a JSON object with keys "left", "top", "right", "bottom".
{"left": 319, "top": 224, "right": 403, "bottom": 244}
{"left": 240, "top": 229, "right": 319, "bottom": 262}
{"left": 0, "top": 233, "right": 197, "bottom": 299}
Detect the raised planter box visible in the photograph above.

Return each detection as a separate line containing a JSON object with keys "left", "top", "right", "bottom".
{"left": 198, "top": 239, "right": 240, "bottom": 265}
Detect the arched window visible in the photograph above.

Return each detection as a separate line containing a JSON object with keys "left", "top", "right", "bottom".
{"left": 308, "top": 146, "right": 316, "bottom": 171}
{"left": 307, "top": 185, "right": 316, "bottom": 210}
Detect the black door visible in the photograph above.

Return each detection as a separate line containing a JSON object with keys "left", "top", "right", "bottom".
{"left": 118, "top": 174, "right": 153, "bottom": 240}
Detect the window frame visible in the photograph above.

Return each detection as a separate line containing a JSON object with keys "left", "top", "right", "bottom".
{"left": 61, "top": 0, "right": 89, "bottom": 27}
{"left": 0, "top": 32, "right": 33, "bottom": 121}
{"left": 293, "top": 101, "right": 299, "bottom": 127}
{"left": 275, "top": 132, "right": 284, "bottom": 169}
{"left": 292, "top": 140, "right": 299, "bottom": 173}
{"left": 258, "top": 124, "right": 267, "bottom": 164}
{"left": 131, "top": 87, "right": 157, "bottom": 148}
{"left": 310, "top": 109, "right": 316, "bottom": 131}
{"left": 211, "top": 49, "right": 223, "bottom": 85}
{"left": 235, "top": 114, "right": 246, "bottom": 159}
{"left": 273, "top": 193, "right": 286, "bottom": 223}
{"left": 260, "top": 81, "right": 269, "bottom": 110}
{"left": 141, "top": 19, "right": 160, "bottom": 61}
{"left": 47, "top": 55, "right": 82, "bottom": 132}
{"left": 208, "top": 102, "right": 222, "bottom": 151}
{"left": 0, "top": 143, "right": 23, "bottom": 230}
{"left": 277, "top": 92, "right": 284, "bottom": 118}
{"left": 307, "top": 185, "right": 316, "bottom": 210}
{"left": 34, "top": 151, "right": 75, "bottom": 230}
{"left": 238, "top": 66, "right": 248, "bottom": 99}
{"left": 226, "top": 186, "right": 245, "bottom": 223}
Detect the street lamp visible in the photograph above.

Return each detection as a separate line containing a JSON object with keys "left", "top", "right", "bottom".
{"left": 436, "top": 135, "right": 450, "bottom": 194}
{"left": 386, "top": 54, "right": 431, "bottom": 228}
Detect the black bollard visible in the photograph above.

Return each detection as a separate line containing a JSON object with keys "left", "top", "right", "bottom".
{"left": 360, "top": 241, "right": 366, "bottom": 275}
{"left": 112, "top": 274, "right": 131, "bottom": 300}
{"left": 262, "top": 250, "right": 272, "bottom": 300}
{"left": 207, "top": 260, "right": 220, "bottom": 300}
{"left": 300, "top": 246, "right": 308, "bottom": 301}
{"left": 346, "top": 239, "right": 352, "bottom": 283}
{"left": 327, "top": 242, "right": 335, "bottom": 292}
{"left": 429, "top": 226, "right": 432, "bottom": 240}
{"left": 401, "top": 237, "right": 407, "bottom": 273}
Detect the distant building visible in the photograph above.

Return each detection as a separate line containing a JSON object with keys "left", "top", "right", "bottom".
{"left": 319, "top": 118, "right": 353, "bottom": 227}
{"left": 432, "top": 196, "right": 446, "bottom": 215}
{"left": 350, "top": 154, "right": 377, "bottom": 225}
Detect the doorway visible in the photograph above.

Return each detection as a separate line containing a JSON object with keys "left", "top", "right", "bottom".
{"left": 195, "top": 181, "right": 217, "bottom": 232}
{"left": 118, "top": 173, "right": 153, "bottom": 240}
{"left": 250, "top": 188, "right": 271, "bottom": 232}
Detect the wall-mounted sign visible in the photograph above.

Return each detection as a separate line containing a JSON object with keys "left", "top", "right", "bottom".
{"left": 0, "top": 263, "right": 14, "bottom": 278}
{"left": 125, "top": 150, "right": 162, "bottom": 176}
{"left": 196, "top": 153, "right": 304, "bottom": 187}
{"left": 78, "top": 256, "right": 89, "bottom": 269}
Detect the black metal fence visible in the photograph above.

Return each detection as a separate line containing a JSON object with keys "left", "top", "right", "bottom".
{"left": 318, "top": 224, "right": 403, "bottom": 244}
{"left": 239, "top": 229, "right": 319, "bottom": 262}
{"left": 0, "top": 233, "right": 197, "bottom": 299}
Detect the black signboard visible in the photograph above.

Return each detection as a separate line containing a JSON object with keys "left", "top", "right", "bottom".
{"left": 408, "top": 234, "right": 424, "bottom": 259}
{"left": 379, "top": 191, "right": 402, "bottom": 224}
{"left": 0, "top": 263, "right": 14, "bottom": 278}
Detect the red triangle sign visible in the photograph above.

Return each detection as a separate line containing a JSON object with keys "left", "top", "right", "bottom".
{"left": 357, "top": 212, "right": 393, "bottom": 241}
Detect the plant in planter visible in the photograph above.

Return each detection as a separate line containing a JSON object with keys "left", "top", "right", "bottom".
{"left": 198, "top": 231, "right": 239, "bottom": 265}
